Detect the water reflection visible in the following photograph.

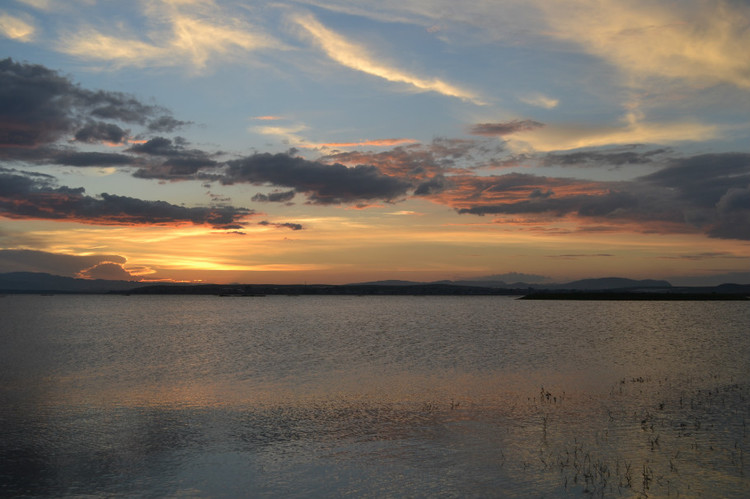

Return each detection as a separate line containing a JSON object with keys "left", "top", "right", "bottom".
{"left": 1, "top": 295, "right": 748, "bottom": 497}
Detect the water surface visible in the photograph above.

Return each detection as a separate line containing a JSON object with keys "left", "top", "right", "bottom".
{"left": 1, "top": 295, "right": 748, "bottom": 496}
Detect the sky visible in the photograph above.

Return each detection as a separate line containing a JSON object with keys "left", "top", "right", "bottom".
{"left": 1, "top": 0, "right": 749, "bottom": 286}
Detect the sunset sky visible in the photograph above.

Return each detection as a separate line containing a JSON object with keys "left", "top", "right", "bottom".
{"left": 1, "top": 0, "right": 749, "bottom": 285}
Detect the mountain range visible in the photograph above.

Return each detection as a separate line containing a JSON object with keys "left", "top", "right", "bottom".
{"left": 2, "top": 272, "right": 748, "bottom": 295}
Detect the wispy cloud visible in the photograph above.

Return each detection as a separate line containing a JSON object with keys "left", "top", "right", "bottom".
{"left": 469, "top": 120, "right": 544, "bottom": 137}
{"left": 506, "top": 111, "right": 720, "bottom": 152}
{"left": 58, "top": 2, "right": 280, "bottom": 70}
{"left": 252, "top": 124, "right": 309, "bottom": 145}
{"left": 538, "top": 0, "right": 750, "bottom": 89}
{"left": 291, "top": 12, "right": 484, "bottom": 104}
{"left": 520, "top": 93, "right": 559, "bottom": 109}
{"left": 15, "top": 0, "right": 55, "bottom": 10}
{"left": 0, "top": 12, "right": 35, "bottom": 41}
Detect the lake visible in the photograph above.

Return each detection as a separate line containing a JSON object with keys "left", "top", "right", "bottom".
{"left": 1, "top": 295, "right": 748, "bottom": 497}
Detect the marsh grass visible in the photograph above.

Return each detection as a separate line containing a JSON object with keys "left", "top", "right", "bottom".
{"left": 514, "top": 376, "right": 750, "bottom": 497}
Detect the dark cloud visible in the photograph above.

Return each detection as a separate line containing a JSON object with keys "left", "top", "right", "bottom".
{"left": 162, "top": 157, "right": 218, "bottom": 172}
{"left": 642, "top": 153, "right": 750, "bottom": 207}
{"left": 88, "top": 97, "right": 159, "bottom": 124}
{"left": 74, "top": 121, "right": 129, "bottom": 144}
{"left": 0, "top": 249, "right": 127, "bottom": 277}
{"left": 224, "top": 153, "right": 411, "bottom": 204}
{"left": 147, "top": 115, "right": 192, "bottom": 132}
{"left": 252, "top": 190, "right": 296, "bottom": 203}
{"left": 321, "top": 138, "right": 496, "bottom": 179}
{"left": 414, "top": 175, "right": 449, "bottom": 196}
{"left": 1, "top": 58, "right": 77, "bottom": 147}
{"left": 658, "top": 251, "right": 746, "bottom": 261}
{"left": 127, "top": 137, "right": 183, "bottom": 156}
{"left": 529, "top": 188, "right": 553, "bottom": 198}
{"left": 544, "top": 148, "right": 669, "bottom": 167}
{"left": 126, "top": 137, "right": 220, "bottom": 179}
{"left": 0, "top": 171, "right": 252, "bottom": 229}
{"left": 639, "top": 153, "right": 750, "bottom": 239}
{"left": 258, "top": 220, "right": 304, "bottom": 230}
{"left": 710, "top": 184, "right": 750, "bottom": 240}
{"left": 0, "top": 58, "right": 185, "bottom": 153}
{"left": 469, "top": 120, "right": 544, "bottom": 136}
{"left": 53, "top": 152, "right": 135, "bottom": 167}
{"left": 457, "top": 191, "right": 633, "bottom": 217}
{"left": 444, "top": 152, "right": 750, "bottom": 240}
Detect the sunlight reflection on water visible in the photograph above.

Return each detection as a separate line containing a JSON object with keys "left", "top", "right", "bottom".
{"left": 1, "top": 295, "right": 748, "bottom": 496}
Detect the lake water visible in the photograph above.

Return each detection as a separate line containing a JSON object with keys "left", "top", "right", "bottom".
{"left": 1, "top": 295, "right": 748, "bottom": 497}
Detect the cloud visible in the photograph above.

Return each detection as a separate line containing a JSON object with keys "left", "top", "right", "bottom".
{"left": 659, "top": 252, "right": 746, "bottom": 261}
{"left": 414, "top": 175, "right": 448, "bottom": 196}
{"left": 706, "top": 185, "right": 750, "bottom": 241}
{"left": 321, "top": 137, "right": 496, "bottom": 179}
{"left": 445, "top": 173, "right": 662, "bottom": 224}
{"left": 252, "top": 190, "right": 296, "bottom": 203}
{"left": 641, "top": 153, "right": 750, "bottom": 210}
{"left": 0, "top": 12, "right": 35, "bottom": 41}
{"left": 0, "top": 58, "right": 184, "bottom": 153}
{"left": 544, "top": 147, "right": 669, "bottom": 167}
{"left": 292, "top": 12, "right": 483, "bottom": 104}
{"left": 423, "top": 151, "right": 750, "bottom": 240}
{"left": 73, "top": 122, "right": 129, "bottom": 144}
{"left": 507, "top": 111, "right": 720, "bottom": 152}
{"left": 537, "top": 0, "right": 750, "bottom": 89}
{"left": 252, "top": 124, "right": 309, "bottom": 145}
{"left": 126, "top": 137, "right": 220, "bottom": 179}
{"left": 77, "top": 262, "right": 138, "bottom": 280}
{"left": 258, "top": 220, "right": 304, "bottom": 231}
{"left": 281, "top": 1, "right": 750, "bottom": 92}
{"left": 456, "top": 188, "right": 639, "bottom": 218}
{"left": 0, "top": 249, "right": 127, "bottom": 277}
{"left": 58, "top": 3, "right": 280, "bottom": 70}
{"left": 224, "top": 152, "right": 412, "bottom": 204}
{"left": 469, "top": 120, "right": 545, "bottom": 137}
{"left": 0, "top": 170, "right": 252, "bottom": 229}
{"left": 520, "top": 94, "right": 559, "bottom": 109}
{"left": 147, "top": 115, "right": 192, "bottom": 132}
{"left": 15, "top": 0, "right": 54, "bottom": 11}
{"left": 127, "top": 136, "right": 188, "bottom": 156}
{"left": 53, "top": 152, "right": 136, "bottom": 167}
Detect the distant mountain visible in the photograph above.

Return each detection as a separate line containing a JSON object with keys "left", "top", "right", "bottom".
{"left": 349, "top": 280, "right": 421, "bottom": 286}
{"left": 547, "top": 277, "right": 672, "bottom": 290}
{"left": 354, "top": 277, "right": 672, "bottom": 290}
{"left": 0, "top": 272, "right": 142, "bottom": 293}
{"left": 3, "top": 272, "right": 745, "bottom": 296}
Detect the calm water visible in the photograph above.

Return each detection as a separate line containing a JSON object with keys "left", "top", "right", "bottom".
{"left": 1, "top": 295, "right": 748, "bottom": 497}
